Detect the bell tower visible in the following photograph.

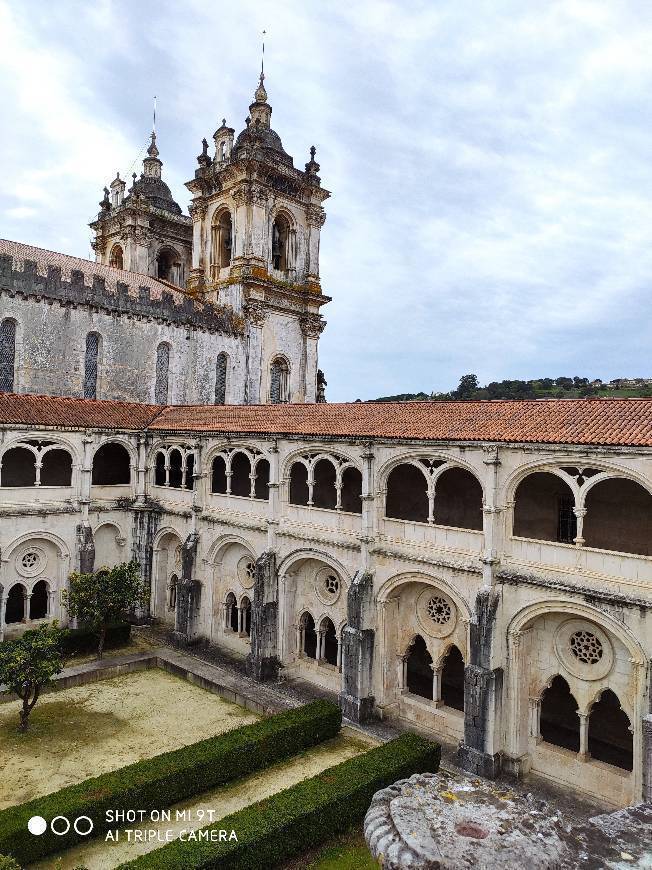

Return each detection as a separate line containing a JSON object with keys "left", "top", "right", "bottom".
{"left": 185, "top": 72, "right": 330, "bottom": 403}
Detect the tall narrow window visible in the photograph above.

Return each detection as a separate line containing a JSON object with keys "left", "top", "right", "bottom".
{"left": 272, "top": 215, "right": 290, "bottom": 271}
{"left": 269, "top": 357, "right": 289, "bottom": 404}
{"left": 215, "top": 352, "right": 228, "bottom": 404}
{"left": 155, "top": 343, "right": 170, "bottom": 404}
{"left": 109, "top": 244, "right": 124, "bottom": 269}
{"left": 0, "top": 319, "right": 16, "bottom": 393}
{"left": 84, "top": 332, "right": 99, "bottom": 399}
{"left": 211, "top": 210, "right": 232, "bottom": 270}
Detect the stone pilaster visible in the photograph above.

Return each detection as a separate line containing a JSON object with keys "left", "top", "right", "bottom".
{"left": 458, "top": 587, "right": 503, "bottom": 778}
{"left": 131, "top": 504, "right": 160, "bottom": 619}
{"left": 175, "top": 531, "right": 200, "bottom": 641}
{"left": 76, "top": 523, "right": 95, "bottom": 574}
{"left": 247, "top": 550, "right": 280, "bottom": 681}
{"left": 643, "top": 714, "right": 652, "bottom": 803}
{"left": 340, "top": 570, "right": 376, "bottom": 723}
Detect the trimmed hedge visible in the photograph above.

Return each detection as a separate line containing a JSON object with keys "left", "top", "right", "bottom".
{"left": 61, "top": 622, "right": 132, "bottom": 655}
{"left": 118, "top": 732, "right": 441, "bottom": 869}
{"left": 0, "top": 699, "right": 341, "bottom": 866}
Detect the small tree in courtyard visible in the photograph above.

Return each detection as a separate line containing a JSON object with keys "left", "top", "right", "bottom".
{"left": 0, "top": 623, "right": 67, "bottom": 732}
{"left": 62, "top": 561, "right": 144, "bottom": 660}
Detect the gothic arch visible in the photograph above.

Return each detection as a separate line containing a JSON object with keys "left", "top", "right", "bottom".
{"left": 0, "top": 317, "right": 18, "bottom": 393}
{"left": 277, "top": 548, "right": 352, "bottom": 586}
{"left": 377, "top": 571, "right": 472, "bottom": 624}
{"left": 377, "top": 453, "right": 485, "bottom": 500}
{"left": 206, "top": 534, "right": 257, "bottom": 565}
{"left": 4, "top": 530, "right": 70, "bottom": 562}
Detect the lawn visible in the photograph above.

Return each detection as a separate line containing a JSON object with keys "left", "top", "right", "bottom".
{"left": 0, "top": 669, "right": 259, "bottom": 809}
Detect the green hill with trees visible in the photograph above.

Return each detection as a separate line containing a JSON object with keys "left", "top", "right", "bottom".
{"left": 369, "top": 375, "right": 652, "bottom": 403}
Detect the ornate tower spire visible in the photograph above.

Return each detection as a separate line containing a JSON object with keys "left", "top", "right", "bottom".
{"left": 143, "top": 131, "right": 162, "bottom": 179}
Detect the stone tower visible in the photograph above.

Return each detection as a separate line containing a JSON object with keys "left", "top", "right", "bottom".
{"left": 90, "top": 133, "right": 192, "bottom": 288}
{"left": 185, "top": 72, "right": 330, "bottom": 404}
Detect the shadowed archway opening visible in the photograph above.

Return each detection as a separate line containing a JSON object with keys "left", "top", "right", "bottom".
{"left": 5, "top": 584, "right": 26, "bottom": 624}
{"left": 321, "top": 617, "right": 338, "bottom": 666}
{"left": 588, "top": 689, "right": 633, "bottom": 771}
{"left": 441, "top": 644, "right": 465, "bottom": 711}
{"left": 386, "top": 464, "right": 428, "bottom": 522}
{"left": 514, "top": 472, "right": 576, "bottom": 543}
{"left": 583, "top": 478, "right": 652, "bottom": 556}
{"left": 302, "top": 613, "right": 317, "bottom": 659}
{"left": 540, "top": 675, "right": 580, "bottom": 752}
{"left": 406, "top": 634, "right": 433, "bottom": 700}
{"left": 29, "top": 580, "right": 49, "bottom": 620}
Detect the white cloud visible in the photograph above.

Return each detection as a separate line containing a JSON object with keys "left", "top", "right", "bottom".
{"left": 1, "top": 0, "right": 652, "bottom": 399}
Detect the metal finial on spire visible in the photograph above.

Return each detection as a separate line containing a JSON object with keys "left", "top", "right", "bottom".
{"left": 153, "top": 95, "right": 157, "bottom": 134}
{"left": 261, "top": 29, "right": 266, "bottom": 78}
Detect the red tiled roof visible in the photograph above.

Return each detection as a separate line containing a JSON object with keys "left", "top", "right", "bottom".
{"left": 0, "top": 239, "right": 188, "bottom": 302}
{"left": 1, "top": 393, "right": 652, "bottom": 447}
{"left": 0, "top": 394, "right": 160, "bottom": 430}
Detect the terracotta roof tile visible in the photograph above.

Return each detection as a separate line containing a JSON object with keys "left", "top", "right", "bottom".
{"left": 1, "top": 394, "right": 652, "bottom": 447}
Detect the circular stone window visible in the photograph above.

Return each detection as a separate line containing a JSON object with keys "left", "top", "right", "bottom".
{"left": 16, "top": 547, "right": 47, "bottom": 578}
{"left": 315, "top": 566, "right": 342, "bottom": 605}
{"left": 417, "top": 587, "right": 456, "bottom": 638}
{"left": 237, "top": 556, "right": 256, "bottom": 590}
{"left": 554, "top": 619, "right": 613, "bottom": 681}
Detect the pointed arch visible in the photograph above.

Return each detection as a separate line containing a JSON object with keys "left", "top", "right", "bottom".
{"left": 215, "top": 352, "right": 228, "bottom": 404}
{"left": 84, "top": 331, "right": 100, "bottom": 399}
{"left": 269, "top": 356, "right": 290, "bottom": 404}
{"left": 155, "top": 342, "right": 171, "bottom": 404}
{"left": 540, "top": 675, "right": 580, "bottom": 752}
{"left": 0, "top": 318, "right": 17, "bottom": 393}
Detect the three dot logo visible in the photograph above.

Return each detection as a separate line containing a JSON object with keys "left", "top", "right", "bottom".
{"left": 28, "top": 815, "right": 94, "bottom": 836}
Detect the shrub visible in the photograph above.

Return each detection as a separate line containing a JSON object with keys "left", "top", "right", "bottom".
{"left": 118, "top": 731, "right": 440, "bottom": 869}
{"left": 0, "top": 699, "right": 341, "bottom": 866}
{"left": 0, "top": 856, "right": 21, "bottom": 870}
{"left": 61, "top": 622, "right": 131, "bottom": 655}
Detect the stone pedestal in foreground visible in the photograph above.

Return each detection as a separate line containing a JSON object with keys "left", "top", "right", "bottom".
{"left": 363, "top": 771, "right": 652, "bottom": 869}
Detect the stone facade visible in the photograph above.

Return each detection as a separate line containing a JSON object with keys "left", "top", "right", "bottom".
{"left": 1, "top": 411, "right": 651, "bottom": 810}
{"left": 0, "top": 75, "right": 328, "bottom": 406}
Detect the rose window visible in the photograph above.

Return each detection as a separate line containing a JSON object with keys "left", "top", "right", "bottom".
{"left": 569, "top": 630, "right": 603, "bottom": 664}
{"left": 325, "top": 574, "right": 340, "bottom": 595}
{"left": 245, "top": 561, "right": 256, "bottom": 582}
{"left": 21, "top": 552, "right": 40, "bottom": 571}
{"left": 426, "top": 596, "right": 452, "bottom": 625}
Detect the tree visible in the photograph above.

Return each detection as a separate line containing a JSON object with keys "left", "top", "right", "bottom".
{"left": 455, "top": 374, "right": 479, "bottom": 399}
{"left": 62, "top": 561, "right": 144, "bottom": 659}
{"left": 0, "top": 623, "right": 67, "bottom": 732}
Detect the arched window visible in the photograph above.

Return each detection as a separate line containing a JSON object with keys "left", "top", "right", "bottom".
{"left": 168, "top": 449, "right": 183, "bottom": 488}
{"left": 212, "top": 209, "right": 232, "bottom": 269}
{"left": 92, "top": 443, "right": 131, "bottom": 485}
{"left": 155, "top": 451, "right": 166, "bottom": 486}
{"left": 434, "top": 468, "right": 483, "bottom": 530}
{"left": 0, "top": 318, "right": 16, "bottom": 393}
{"left": 440, "top": 645, "right": 465, "bottom": 711}
{"left": 230, "top": 452, "right": 252, "bottom": 497}
{"left": 313, "top": 458, "right": 337, "bottom": 510}
{"left": 5, "top": 584, "right": 26, "bottom": 624}
{"left": 319, "top": 617, "right": 338, "bottom": 666}
{"left": 269, "top": 357, "right": 289, "bottom": 404}
{"left": 341, "top": 467, "right": 363, "bottom": 514}
{"left": 272, "top": 214, "right": 290, "bottom": 271}
{"left": 588, "top": 689, "right": 633, "bottom": 770}
{"left": 301, "top": 612, "right": 317, "bottom": 659}
{"left": 109, "top": 244, "right": 124, "bottom": 269}
{"left": 211, "top": 455, "right": 227, "bottom": 493}
{"left": 40, "top": 449, "right": 72, "bottom": 486}
{"left": 168, "top": 574, "right": 178, "bottom": 611}
{"left": 540, "top": 675, "right": 580, "bottom": 752}
{"left": 155, "top": 343, "right": 170, "bottom": 405}
{"left": 184, "top": 453, "right": 195, "bottom": 490}
{"left": 84, "top": 332, "right": 100, "bottom": 400}
{"left": 406, "top": 635, "right": 433, "bottom": 700}
{"left": 215, "top": 353, "right": 228, "bottom": 404}
{"left": 1, "top": 447, "right": 36, "bottom": 487}
{"left": 157, "top": 248, "right": 179, "bottom": 284}
{"left": 289, "top": 462, "right": 309, "bottom": 505}
{"left": 386, "top": 464, "right": 429, "bottom": 522}
{"left": 225, "top": 592, "right": 238, "bottom": 631}
{"left": 240, "top": 596, "right": 252, "bottom": 637}
{"left": 583, "top": 478, "right": 652, "bottom": 556}
{"left": 254, "top": 459, "right": 270, "bottom": 500}
{"left": 29, "top": 580, "right": 49, "bottom": 620}
{"left": 513, "top": 472, "right": 577, "bottom": 543}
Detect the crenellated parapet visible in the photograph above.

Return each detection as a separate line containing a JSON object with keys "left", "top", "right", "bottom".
{"left": 0, "top": 246, "right": 244, "bottom": 336}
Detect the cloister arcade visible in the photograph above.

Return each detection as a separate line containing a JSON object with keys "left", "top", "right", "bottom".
{"left": 0, "top": 423, "right": 650, "bottom": 807}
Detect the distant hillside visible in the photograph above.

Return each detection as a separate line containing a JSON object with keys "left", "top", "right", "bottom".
{"left": 369, "top": 375, "right": 652, "bottom": 403}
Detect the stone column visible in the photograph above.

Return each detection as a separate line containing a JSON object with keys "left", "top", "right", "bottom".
{"left": 432, "top": 666, "right": 442, "bottom": 707}
{"left": 528, "top": 697, "right": 541, "bottom": 740}
{"left": 578, "top": 712, "right": 589, "bottom": 760}
{"left": 360, "top": 444, "right": 376, "bottom": 573}
{"left": 76, "top": 524, "right": 95, "bottom": 574}
{"left": 643, "top": 714, "right": 652, "bottom": 803}
{"left": 135, "top": 434, "right": 147, "bottom": 504}
{"left": 340, "top": 571, "right": 375, "bottom": 723}
{"left": 573, "top": 508, "right": 587, "bottom": 547}
{"left": 267, "top": 441, "right": 280, "bottom": 551}
{"left": 481, "top": 446, "right": 502, "bottom": 586}
{"left": 246, "top": 550, "right": 280, "bottom": 681}
{"left": 458, "top": 588, "right": 503, "bottom": 778}
{"left": 0, "top": 587, "right": 5, "bottom": 643}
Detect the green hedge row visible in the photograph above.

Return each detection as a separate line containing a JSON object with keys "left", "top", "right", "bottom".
{"left": 0, "top": 699, "right": 341, "bottom": 866}
{"left": 119, "top": 731, "right": 441, "bottom": 869}
{"left": 61, "top": 622, "right": 132, "bottom": 655}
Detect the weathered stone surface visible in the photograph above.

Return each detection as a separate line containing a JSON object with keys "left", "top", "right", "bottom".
{"left": 364, "top": 771, "right": 652, "bottom": 869}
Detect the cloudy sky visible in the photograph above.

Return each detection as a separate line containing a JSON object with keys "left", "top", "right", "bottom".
{"left": 2, "top": 1, "right": 652, "bottom": 401}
